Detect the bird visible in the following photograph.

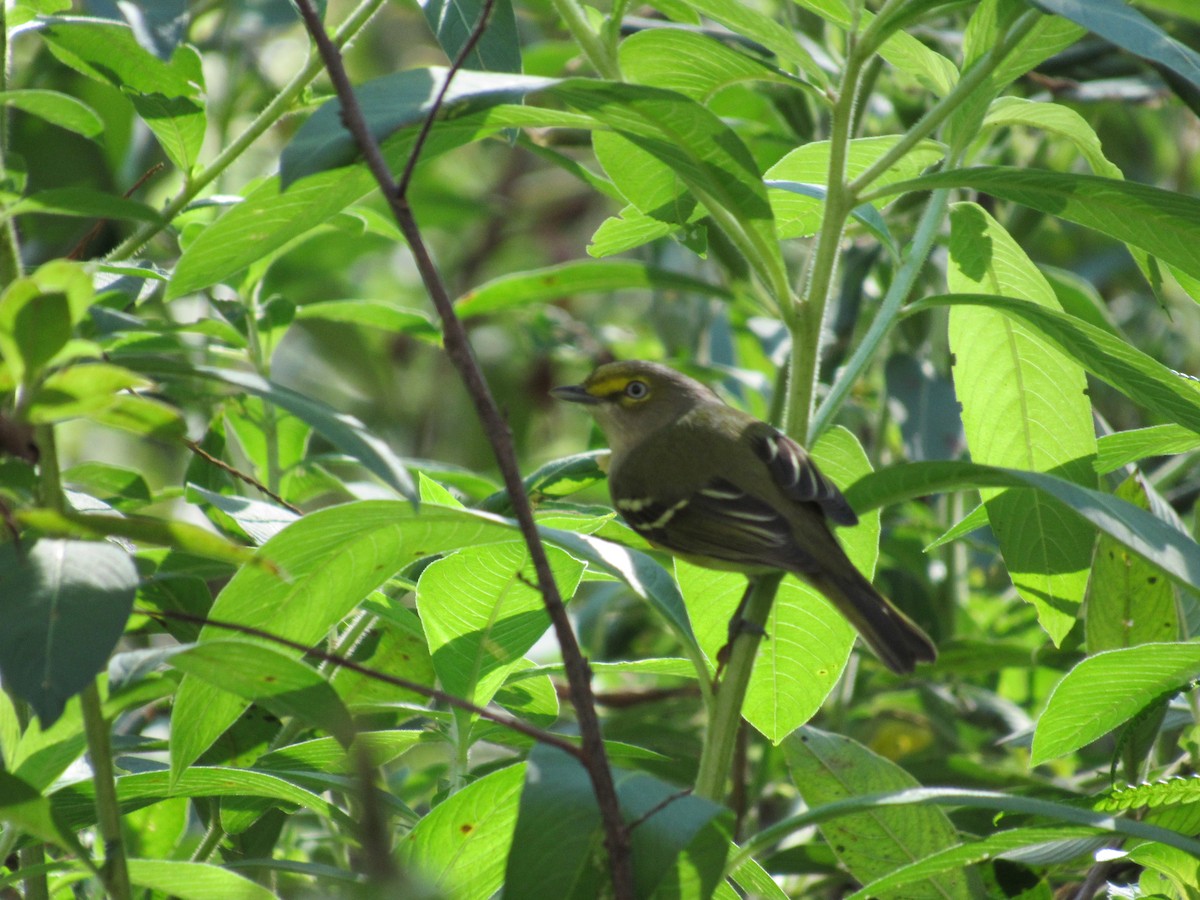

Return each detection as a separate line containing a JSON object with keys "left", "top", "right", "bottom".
{"left": 551, "top": 359, "right": 936, "bottom": 675}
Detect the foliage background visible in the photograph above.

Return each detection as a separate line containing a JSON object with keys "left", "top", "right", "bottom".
{"left": 3, "top": 0, "right": 1200, "bottom": 897}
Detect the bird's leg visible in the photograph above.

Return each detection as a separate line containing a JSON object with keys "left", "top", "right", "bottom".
{"left": 714, "top": 577, "right": 769, "bottom": 684}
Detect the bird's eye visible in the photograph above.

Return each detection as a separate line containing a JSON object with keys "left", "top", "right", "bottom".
{"left": 624, "top": 380, "right": 649, "bottom": 400}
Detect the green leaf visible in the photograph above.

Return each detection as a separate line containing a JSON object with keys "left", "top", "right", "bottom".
{"left": 334, "top": 601, "right": 437, "bottom": 709}
{"left": 672, "top": 0, "right": 825, "bottom": 81}
{"left": 397, "top": 762, "right": 526, "bottom": 898}
{"left": 588, "top": 203, "right": 690, "bottom": 257}
{"left": 126, "top": 860, "right": 276, "bottom": 900}
{"left": 51, "top": 766, "right": 355, "bottom": 832}
{"left": 909, "top": 293, "right": 1200, "bottom": 436}
{"left": 168, "top": 502, "right": 526, "bottom": 779}
{"left": 618, "top": 28, "right": 802, "bottom": 103}
{"left": 551, "top": 79, "right": 788, "bottom": 304}
{"left": 946, "top": 6, "right": 1085, "bottom": 149}
{"left": 166, "top": 641, "right": 356, "bottom": 747}
{"left": 539, "top": 525, "right": 695, "bottom": 641}
{"left": 26, "top": 363, "right": 151, "bottom": 424}
{"left": 0, "top": 260, "right": 93, "bottom": 383}
{"left": 1095, "top": 424, "right": 1200, "bottom": 474}
{"left": 0, "top": 539, "right": 137, "bottom": 726}
{"left": 842, "top": 461, "right": 1200, "bottom": 594}
{"left": 280, "top": 68, "right": 558, "bottom": 188}
{"left": 876, "top": 25, "right": 959, "bottom": 97}
{"left": 0, "top": 89, "right": 103, "bottom": 137}
{"left": 293, "top": 300, "right": 440, "bottom": 341}
{"left": 16, "top": 508, "right": 260, "bottom": 570}
{"left": 765, "top": 181, "right": 897, "bottom": 257}
{"left": 1032, "top": 643, "right": 1200, "bottom": 764}
{"left": 455, "top": 260, "right": 733, "bottom": 318}
{"left": 419, "top": 0, "right": 521, "bottom": 73}
{"left": 39, "top": 19, "right": 206, "bottom": 171}
{"left": 176, "top": 99, "right": 587, "bottom": 297}
{"left": 255, "top": 730, "right": 423, "bottom": 776}
{"left": 506, "top": 745, "right": 732, "bottom": 899}
{"left": 0, "top": 770, "right": 83, "bottom": 852}
{"left": 1030, "top": 0, "right": 1200, "bottom": 93}
{"left": 0, "top": 290, "right": 70, "bottom": 385}
{"left": 764, "top": 137, "right": 944, "bottom": 239}
{"left": 1085, "top": 474, "right": 1180, "bottom": 652}
{"left": 983, "top": 97, "right": 1122, "bottom": 179}
{"left": 947, "top": 203, "right": 1097, "bottom": 643}
{"left": 785, "top": 727, "right": 969, "bottom": 899}
{"left": 748, "top": 786, "right": 1200, "bottom": 864}
{"left": 418, "top": 542, "right": 584, "bottom": 711}
{"left": 878, "top": 167, "right": 1200, "bottom": 282}
{"left": 845, "top": 826, "right": 1104, "bottom": 899}
{"left": 145, "top": 365, "right": 416, "bottom": 501}
{"left": 87, "top": 394, "right": 188, "bottom": 440}
{"left": 6, "top": 187, "right": 161, "bottom": 222}
{"left": 63, "top": 461, "right": 152, "bottom": 510}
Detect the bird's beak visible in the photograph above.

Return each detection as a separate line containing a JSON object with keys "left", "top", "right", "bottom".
{"left": 550, "top": 383, "right": 600, "bottom": 405}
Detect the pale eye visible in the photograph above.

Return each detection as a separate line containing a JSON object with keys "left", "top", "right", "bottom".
{"left": 625, "top": 380, "right": 649, "bottom": 400}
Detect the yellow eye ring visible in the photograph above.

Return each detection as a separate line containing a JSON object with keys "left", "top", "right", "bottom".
{"left": 625, "top": 380, "right": 649, "bottom": 400}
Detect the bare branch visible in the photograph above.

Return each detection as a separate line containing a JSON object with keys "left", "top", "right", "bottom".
{"left": 141, "top": 607, "right": 584, "bottom": 758}
{"left": 273, "top": 6, "right": 634, "bottom": 893}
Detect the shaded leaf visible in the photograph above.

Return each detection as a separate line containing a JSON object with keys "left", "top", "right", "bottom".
{"left": 0, "top": 539, "right": 137, "bottom": 725}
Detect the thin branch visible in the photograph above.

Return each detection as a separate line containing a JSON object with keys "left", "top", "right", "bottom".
{"left": 183, "top": 439, "right": 302, "bottom": 514}
{"left": 626, "top": 788, "right": 692, "bottom": 833}
{"left": 289, "top": 2, "right": 634, "bottom": 894}
{"left": 141, "top": 608, "right": 584, "bottom": 758}
{"left": 67, "top": 163, "right": 164, "bottom": 261}
{"left": 396, "top": 0, "right": 496, "bottom": 197}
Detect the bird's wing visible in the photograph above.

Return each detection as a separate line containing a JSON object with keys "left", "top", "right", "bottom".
{"left": 615, "top": 477, "right": 817, "bottom": 572}
{"left": 752, "top": 426, "right": 858, "bottom": 527}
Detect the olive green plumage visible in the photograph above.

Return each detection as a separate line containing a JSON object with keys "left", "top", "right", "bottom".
{"left": 552, "top": 359, "right": 936, "bottom": 675}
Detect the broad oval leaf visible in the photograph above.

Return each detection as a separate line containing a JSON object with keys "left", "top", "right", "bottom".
{"left": 785, "top": 727, "right": 969, "bottom": 899}
{"left": 947, "top": 203, "right": 1097, "bottom": 643}
{"left": 0, "top": 539, "right": 137, "bottom": 726}
{"left": 397, "top": 762, "right": 526, "bottom": 898}
{"left": 1032, "top": 643, "right": 1200, "bottom": 764}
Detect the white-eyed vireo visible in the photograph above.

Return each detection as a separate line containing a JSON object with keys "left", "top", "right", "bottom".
{"left": 552, "top": 359, "right": 936, "bottom": 674}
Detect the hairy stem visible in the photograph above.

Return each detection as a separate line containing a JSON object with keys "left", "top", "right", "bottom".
{"left": 694, "top": 573, "right": 783, "bottom": 801}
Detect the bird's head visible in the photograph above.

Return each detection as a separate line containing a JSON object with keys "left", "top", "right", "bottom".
{"left": 551, "top": 360, "right": 718, "bottom": 452}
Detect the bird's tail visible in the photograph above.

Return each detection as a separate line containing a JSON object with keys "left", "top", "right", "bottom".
{"left": 810, "top": 564, "right": 936, "bottom": 675}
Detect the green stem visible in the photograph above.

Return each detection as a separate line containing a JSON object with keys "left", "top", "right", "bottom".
{"left": 190, "top": 808, "right": 225, "bottom": 862}
{"left": 809, "top": 185, "right": 951, "bottom": 440}
{"left": 694, "top": 573, "right": 783, "bottom": 802}
{"left": 847, "top": 10, "right": 1041, "bottom": 199}
{"left": 80, "top": 683, "right": 132, "bottom": 900}
{"left": 36, "top": 428, "right": 129, "bottom": 897}
{"left": 785, "top": 41, "right": 866, "bottom": 439}
{"left": 244, "top": 281, "right": 281, "bottom": 494}
{"left": 550, "top": 0, "right": 621, "bottom": 80}
{"left": 0, "top": 3, "right": 22, "bottom": 284}
{"left": 105, "top": 0, "right": 388, "bottom": 262}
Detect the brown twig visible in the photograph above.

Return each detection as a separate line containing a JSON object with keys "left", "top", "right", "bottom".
{"left": 67, "top": 163, "right": 165, "bottom": 261}
{"left": 290, "top": 1, "right": 634, "bottom": 894}
{"left": 626, "top": 787, "right": 693, "bottom": 833}
{"left": 141, "top": 607, "right": 583, "bottom": 757}
{"left": 183, "top": 438, "right": 302, "bottom": 514}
